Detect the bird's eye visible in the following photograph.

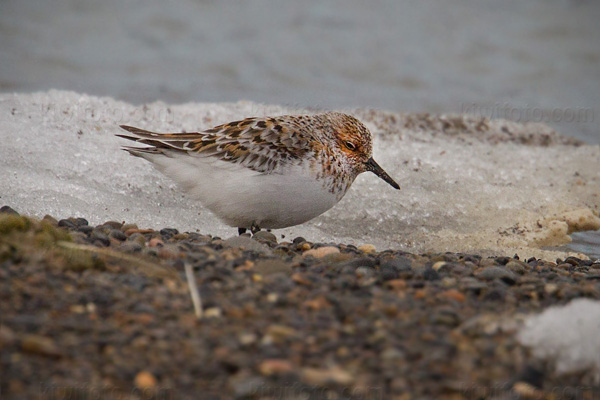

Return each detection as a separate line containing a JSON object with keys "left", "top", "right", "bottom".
{"left": 344, "top": 141, "right": 356, "bottom": 151}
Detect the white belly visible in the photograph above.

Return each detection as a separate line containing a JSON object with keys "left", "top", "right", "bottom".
{"left": 144, "top": 152, "right": 344, "bottom": 229}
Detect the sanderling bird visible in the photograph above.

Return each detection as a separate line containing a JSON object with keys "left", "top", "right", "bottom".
{"left": 118, "top": 112, "right": 399, "bottom": 234}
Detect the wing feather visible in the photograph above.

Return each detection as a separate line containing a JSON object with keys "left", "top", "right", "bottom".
{"left": 118, "top": 117, "right": 312, "bottom": 173}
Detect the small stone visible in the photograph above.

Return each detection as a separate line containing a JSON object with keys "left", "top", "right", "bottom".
{"left": 0, "top": 206, "right": 19, "bottom": 215}
{"left": 266, "top": 324, "right": 297, "bottom": 339}
{"left": 252, "top": 231, "right": 277, "bottom": 243}
{"left": 109, "top": 229, "right": 127, "bottom": 241}
{"left": 158, "top": 244, "right": 180, "bottom": 259}
{"left": 303, "top": 295, "right": 331, "bottom": 310}
{"left": 258, "top": 359, "right": 294, "bottom": 376}
{"left": 441, "top": 277, "right": 457, "bottom": 287}
{"left": 440, "top": 289, "right": 465, "bottom": 302}
{"left": 118, "top": 242, "right": 142, "bottom": 253}
{"left": 430, "top": 309, "right": 460, "bottom": 326}
{"left": 266, "top": 293, "right": 278, "bottom": 303}
{"left": 160, "top": 228, "right": 179, "bottom": 238}
{"left": 77, "top": 225, "right": 94, "bottom": 234}
{"left": 380, "top": 264, "right": 399, "bottom": 281}
{"left": 254, "top": 259, "right": 291, "bottom": 275}
{"left": 303, "top": 246, "right": 340, "bottom": 258}
{"left": 564, "top": 256, "right": 582, "bottom": 266}
{"left": 129, "top": 233, "right": 147, "bottom": 247}
{"left": 432, "top": 261, "right": 447, "bottom": 271}
{"left": 479, "top": 258, "right": 497, "bottom": 268}
{"left": 42, "top": 215, "right": 58, "bottom": 225}
{"left": 512, "top": 382, "right": 542, "bottom": 399}
{"left": 230, "top": 375, "right": 267, "bottom": 398}
{"left": 483, "top": 288, "right": 506, "bottom": 302}
{"left": 148, "top": 237, "right": 164, "bottom": 247}
{"left": 340, "top": 257, "right": 376, "bottom": 269}
{"left": 0, "top": 325, "right": 16, "bottom": 349}
{"left": 356, "top": 266, "right": 375, "bottom": 278}
{"left": 422, "top": 267, "right": 440, "bottom": 281}
{"left": 292, "top": 236, "right": 306, "bottom": 244}
{"left": 475, "top": 266, "right": 517, "bottom": 285}
{"left": 238, "top": 332, "right": 257, "bottom": 345}
{"left": 381, "top": 256, "right": 412, "bottom": 272}
{"left": 58, "top": 219, "right": 76, "bottom": 229}
{"left": 223, "top": 236, "right": 272, "bottom": 255}
{"left": 121, "top": 223, "right": 138, "bottom": 232}
{"left": 101, "top": 220, "right": 121, "bottom": 229}
{"left": 90, "top": 230, "right": 110, "bottom": 247}
{"left": 300, "top": 242, "right": 311, "bottom": 251}
{"left": 204, "top": 308, "right": 222, "bottom": 318}
{"left": 544, "top": 283, "right": 558, "bottom": 294}
{"left": 506, "top": 260, "right": 527, "bottom": 274}
{"left": 380, "top": 347, "right": 405, "bottom": 361}
{"left": 385, "top": 279, "right": 407, "bottom": 290}
{"left": 358, "top": 244, "right": 376, "bottom": 253}
{"left": 301, "top": 366, "right": 353, "bottom": 386}
{"left": 134, "top": 371, "right": 157, "bottom": 389}
{"left": 21, "top": 334, "right": 62, "bottom": 358}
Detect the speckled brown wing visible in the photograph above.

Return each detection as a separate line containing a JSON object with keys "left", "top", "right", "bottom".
{"left": 118, "top": 117, "right": 312, "bottom": 173}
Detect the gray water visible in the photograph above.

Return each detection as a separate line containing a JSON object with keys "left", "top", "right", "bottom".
{"left": 0, "top": 0, "right": 598, "bottom": 258}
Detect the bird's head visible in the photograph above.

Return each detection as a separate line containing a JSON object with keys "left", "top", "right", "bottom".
{"left": 327, "top": 113, "right": 400, "bottom": 190}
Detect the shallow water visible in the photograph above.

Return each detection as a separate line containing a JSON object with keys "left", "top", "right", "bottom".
{"left": 0, "top": 0, "right": 598, "bottom": 257}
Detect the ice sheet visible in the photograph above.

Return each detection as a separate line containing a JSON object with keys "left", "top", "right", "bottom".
{"left": 1, "top": 91, "right": 599, "bottom": 259}
{"left": 518, "top": 299, "right": 600, "bottom": 379}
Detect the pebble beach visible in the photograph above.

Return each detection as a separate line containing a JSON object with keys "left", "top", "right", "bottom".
{"left": 2, "top": 206, "right": 600, "bottom": 399}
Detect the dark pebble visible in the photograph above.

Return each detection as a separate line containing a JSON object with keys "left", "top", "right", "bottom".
{"left": 476, "top": 267, "right": 517, "bottom": 285}
{"left": 430, "top": 309, "right": 460, "bottom": 326}
{"left": 564, "top": 257, "right": 582, "bottom": 266}
{"left": 422, "top": 267, "right": 440, "bottom": 281}
{"left": 380, "top": 264, "right": 400, "bottom": 281}
{"left": 495, "top": 257, "right": 511, "bottom": 265}
{"left": 460, "top": 278, "right": 487, "bottom": 294}
{"left": 0, "top": 206, "right": 19, "bottom": 215}
{"left": 58, "top": 219, "right": 77, "bottom": 229}
{"left": 252, "top": 231, "right": 277, "bottom": 244}
{"left": 117, "top": 242, "right": 142, "bottom": 253}
{"left": 483, "top": 288, "right": 506, "bottom": 302}
{"left": 90, "top": 230, "right": 110, "bottom": 247}
{"left": 381, "top": 256, "right": 412, "bottom": 272}
{"left": 160, "top": 228, "right": 179, "bottom": 238}
{"left": 515, "top": 365, "right": 545, "bottom": 388}
{"left": 73, "top": 217, "right": 89, "bottom": 227}
{"left": 342, "top": 257, "right": 377, "bottom": 269}
{"left": 77, "top": 225, "right": 94, "bottom": 234}
{"left": 102, "top": 221, "right": 122, "bottom": 229}
{"left": 292, "top": 236, "right": 306, "bottom": 244}
{"left": 110, "top": 229, "right": 127, "bottom": 241}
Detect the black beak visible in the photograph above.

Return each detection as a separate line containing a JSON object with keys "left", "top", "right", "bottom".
{"left": 365, "top": 158, "right": 400, "bottom": 190}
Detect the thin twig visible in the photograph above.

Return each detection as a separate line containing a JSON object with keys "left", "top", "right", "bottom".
{"left": 184, "top": 261, "right": 203, "bottom": 319}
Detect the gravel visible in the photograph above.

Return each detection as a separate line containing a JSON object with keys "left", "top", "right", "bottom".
{"left": 2, "top": 207, "right": 600, "bottom": 399}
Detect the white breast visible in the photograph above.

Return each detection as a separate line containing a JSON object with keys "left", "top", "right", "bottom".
{"left": 141, "top": 151, "right": 344, "bottom": 229}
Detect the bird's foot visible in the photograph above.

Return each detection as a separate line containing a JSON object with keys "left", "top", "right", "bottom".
{"left": 250, "top": 223, "right": 261, "bottom": 235}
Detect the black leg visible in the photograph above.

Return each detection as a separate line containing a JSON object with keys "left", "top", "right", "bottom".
{"left": 238, "top": 227, "right": 247, "bottom": 235}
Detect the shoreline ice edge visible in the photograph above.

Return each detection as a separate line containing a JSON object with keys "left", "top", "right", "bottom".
{"left": 1, "top": 90, "right": 599, "bottom": 260}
